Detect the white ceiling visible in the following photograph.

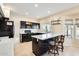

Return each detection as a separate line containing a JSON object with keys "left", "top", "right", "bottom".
{"left": 3, "top": 3, "right": 79, "bottom": 19}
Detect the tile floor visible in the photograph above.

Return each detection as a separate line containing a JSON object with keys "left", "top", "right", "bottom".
{"left": 14, "top": 37, "right": 79, "bottom": 56}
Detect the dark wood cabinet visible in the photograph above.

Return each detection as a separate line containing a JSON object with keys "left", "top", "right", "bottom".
{"left": 0, "top": 17, "right": 9, "bottom": 31}
{"left": 20, "top": 34, "right": 32, "bottom": 42}
{"left": 0, "top": 16, "right": 14, "bottom": 38}
{"left": 20, "top": 21, "right": 40, "bottom": 29}
{"left": 32, "top": 38, "right": 49, "bottom": 56}
{"left": 0, "top": 10, "right": 14, "bottom": 38}
{"left": 0, "top": 17, "right": 9, "bottom": 37}
{"left": 6, "top": 21, "right": 14, "bottom": 38}
{"left": 20, "top": 21, "right": 26, "bottom": 28}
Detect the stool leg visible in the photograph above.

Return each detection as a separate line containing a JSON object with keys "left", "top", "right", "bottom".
{"left": 62, "top": 43, "right": 64, "bottom": 52}
{"left": 57, "top": 47, "right": 59, "bottom": 55}
{"left": 48, "top": 47, "right": 51, "bottom": 54}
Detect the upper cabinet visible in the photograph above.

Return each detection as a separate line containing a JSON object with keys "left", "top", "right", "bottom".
{"left": 20, "top": 21, "right": 40, "bottom": 29}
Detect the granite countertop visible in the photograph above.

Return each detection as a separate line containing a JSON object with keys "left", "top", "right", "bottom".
{"left": 32, "top": 33, "right": 64, "bottom": 40}
{"left": 20, "top": 29, "right": 46, "bottom": 34}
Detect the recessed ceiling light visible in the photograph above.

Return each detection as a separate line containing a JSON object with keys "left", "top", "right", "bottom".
{"left": 25, "top": 12, "right": 29, "bottom": 15}
{"left": 48, "top": 10, "right": 50, "bottom": 14}
{"left": 34, "top": 4, "right": 38, "bottom": 7}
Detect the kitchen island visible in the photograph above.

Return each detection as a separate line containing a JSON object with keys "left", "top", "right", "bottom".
{"left": 32, "top": 33, "right": 64, "bottom": 56}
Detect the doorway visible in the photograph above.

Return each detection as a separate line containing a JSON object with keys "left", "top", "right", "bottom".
{"left": 65, "top": 24, "right": 74, "bottom": 38}
{"left": 75, "top": 19, "right": 79, "bottom": 39}
{"left": 65, "top": 19, "right": 74, "bottom": 39}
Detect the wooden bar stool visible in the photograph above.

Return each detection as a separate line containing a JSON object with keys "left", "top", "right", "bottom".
{"left": 48, "top": 36, "right": 59, "bottom": 56}
{"left": 58, "top": 35, "right": 65, "bottom": 52}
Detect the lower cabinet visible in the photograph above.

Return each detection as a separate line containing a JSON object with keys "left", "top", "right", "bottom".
{"left": 32, "top": 38, "right": 49, "bottom": 56}
{"left": 20, "top": 34, "right": 32, "bottom": 43}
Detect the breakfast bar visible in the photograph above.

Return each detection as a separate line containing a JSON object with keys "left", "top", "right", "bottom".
{"left": 32, "top": 33, "right": 64, "bottom": 56}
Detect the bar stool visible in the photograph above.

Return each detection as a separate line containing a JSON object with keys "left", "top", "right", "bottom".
{"left": 48, "top": 36, "right": 59, "bottom": 56}
{"left": 58, "top": 35, "right": 65, "bottom": 52}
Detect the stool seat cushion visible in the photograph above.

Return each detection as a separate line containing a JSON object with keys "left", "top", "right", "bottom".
{"left": 49, "top": 41, "right": 55, "bottom": 45}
